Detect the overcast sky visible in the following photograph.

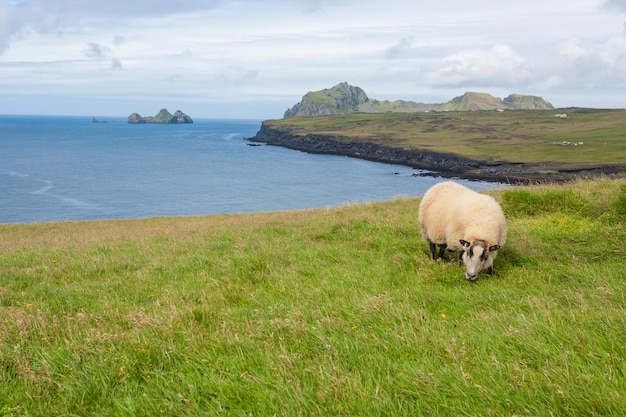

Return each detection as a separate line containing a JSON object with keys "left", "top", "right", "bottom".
{"left": 1, "top": 0, "right": 625, "bottom": 119}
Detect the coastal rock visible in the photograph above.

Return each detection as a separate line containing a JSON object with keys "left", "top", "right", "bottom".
{"left": 127, "top": 112, "right": 146, "bottom": 124}
{"left": 173, "top": 110, "right": 193, "bottom": 124}
{"left": 127, "top": 109, "right": 193, "bottom": 124}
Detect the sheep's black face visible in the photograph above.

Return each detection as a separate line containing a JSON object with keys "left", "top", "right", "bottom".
{"left": 460, "top": 240, "right": 500, "bottom": 281}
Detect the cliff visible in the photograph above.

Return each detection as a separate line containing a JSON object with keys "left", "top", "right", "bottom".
{"left": 284, "top": 83, "right": 554, "bottom": 117}
{"left": 128, "top": 109, "right": 193, "bottom": 124}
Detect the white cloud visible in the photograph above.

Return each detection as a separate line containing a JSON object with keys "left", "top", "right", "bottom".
{"left": 599, "top": 36, "right": 626, "bottom": 65}
{"left": 559, "top": 39, "right": 590, "bottom": 63}
{"left": 424, "top": 44, "right": 530, "bottom": 88}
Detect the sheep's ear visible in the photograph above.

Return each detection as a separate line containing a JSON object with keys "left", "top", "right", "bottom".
{"left": 460, "top": 239, "right": 470, "bottom": 248}
{"left": 489, "top": 244, "right": 501, "bottom": 252}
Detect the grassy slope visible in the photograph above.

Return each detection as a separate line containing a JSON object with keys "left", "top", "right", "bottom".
{"left": 265, "top": 109, "right": 626, "bottom": 170}
{"left": 1, "top": 179, "right": 625, "bottom": 416}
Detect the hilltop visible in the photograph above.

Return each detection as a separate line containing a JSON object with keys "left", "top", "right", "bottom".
{"left": 284, "top": 82, "right": 554, "bottom": 117}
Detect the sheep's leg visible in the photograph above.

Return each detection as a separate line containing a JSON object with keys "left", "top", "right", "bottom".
{"left": 486, "top": 266, "right": 494, "bottom": 275}
{"left": 428, "top": 241, "right": 437, "bottom": 260}
{"left": 437, "top": 244, "right": 447, "bottom": 260}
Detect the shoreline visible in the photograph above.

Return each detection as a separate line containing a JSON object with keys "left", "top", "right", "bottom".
{"left": 248, "top": 124, "right": 625, "bottom": 184}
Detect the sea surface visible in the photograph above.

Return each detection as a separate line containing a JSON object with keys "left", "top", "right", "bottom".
{"left": 1, "top": 115, "right": 502, "bottom": 224}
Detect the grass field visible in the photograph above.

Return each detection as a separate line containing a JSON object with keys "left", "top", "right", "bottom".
{"left": 265, "top": 108, "right": 626, "bottom": 170}
{"left": 1, "top": 178, "right": 625, "bottom": 416}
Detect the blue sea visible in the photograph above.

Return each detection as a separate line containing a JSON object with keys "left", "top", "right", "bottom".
{"left": 1, "top": 115, "right": 500, "bottom": 224}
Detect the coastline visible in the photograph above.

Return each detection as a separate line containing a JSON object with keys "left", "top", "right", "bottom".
{"left": 248, "top": 123, "right": 625, "bottom": 184}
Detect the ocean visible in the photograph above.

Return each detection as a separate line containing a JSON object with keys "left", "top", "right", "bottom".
{"left": 1, "top": 115, "right": 500, "bottom": 224}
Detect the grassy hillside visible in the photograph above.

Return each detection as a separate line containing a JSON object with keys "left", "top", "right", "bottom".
{"left": 440, "top": 92, "right": 503, "bottom": 111}
{"left": 154, "top": 108, "right": 174, "bottom": 122}
{"left": 284, "top": 83, "right": 369, "bottom": 117}
{"left": 1, "top": 179, "right": 625, "bottom": 416}
{"left": 265, "top": 108, "right": 626, "bottom": 171}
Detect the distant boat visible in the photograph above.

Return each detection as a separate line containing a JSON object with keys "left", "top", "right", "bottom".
{"left": 92, "top": 117, "right": 108, "bottom": 123}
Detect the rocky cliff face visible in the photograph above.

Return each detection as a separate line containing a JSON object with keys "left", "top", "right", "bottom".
{"left": 284, "top": 84, "right": 554, "bottom": 117}
{"left": 172, "top": 110, "right": 194, "bottom": 123}
{"left": 128, "top": 113, "right": 145, "bottom": 124}
{"left": 128, "top": 109, "right": 193, "bottom": 124}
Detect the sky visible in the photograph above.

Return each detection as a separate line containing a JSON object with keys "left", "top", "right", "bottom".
{"left": 1, "top": 0, "right": 626, "bottom": 119}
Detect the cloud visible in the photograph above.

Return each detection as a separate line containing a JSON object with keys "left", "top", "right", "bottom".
{"left": 424, "top": 44, "right": 530, "bottom": 88}
{"left": 600, "top": 36, "right": 626, "bottom": 66}
{"left": 216, "top": 67, "right": 260, "bottom": 87}
{"left": 113, "top": 35, "right": 126, "bottom": 47}
{"left": 553, "top": 36, "right": 626, "bottom": 81}
{"left": 604, "top": 0, "right": 626, "bottom": 12}
{"left": 0, "top": 0, "right": 221, "bottom": 55}
{"left": 84, "top": 43, "right": 111, "bottom": 59}
{"left": 603, "top": 0, "right": 626, "bottom": 36}
{"left": 385, "top": 37, "right": 414, "bottom": 60}
{"left": 301, "top": 0, "right": 323, "bottom": 13}
{"left": 559, "top": 38, "right": 589, "bottom": 63}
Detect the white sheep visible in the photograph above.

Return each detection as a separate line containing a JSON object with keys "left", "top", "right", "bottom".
{"left": 418, "top": 181, "right": 507, "bottom": 281}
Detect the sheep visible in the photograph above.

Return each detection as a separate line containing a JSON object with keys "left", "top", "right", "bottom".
{"left": 418, "top": 181, "right": 507, "bottom": 281}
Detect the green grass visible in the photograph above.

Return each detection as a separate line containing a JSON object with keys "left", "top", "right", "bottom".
{"left": 265, "top": 109, "right": 626, "bottom": 169}
{"left": 1, "top": 178, "right": 625, "bottom": 416}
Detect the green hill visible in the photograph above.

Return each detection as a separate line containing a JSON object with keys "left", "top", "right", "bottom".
{"left": 284, "top": 82, "right": 369, "bottom": 117}
{"left": 284, "top": 83, "right": 554, "bottom": 117}
{"left": 439, "top": 92, "right": 503, "bottom": 111}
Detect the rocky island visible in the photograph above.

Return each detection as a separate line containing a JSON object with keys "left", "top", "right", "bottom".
{"left": 128, "top": 109, "right": 193, "bottom": 124}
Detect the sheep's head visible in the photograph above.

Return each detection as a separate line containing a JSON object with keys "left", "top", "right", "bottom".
{"left": 459, "top": 239, "right": 501, "bottom": 281}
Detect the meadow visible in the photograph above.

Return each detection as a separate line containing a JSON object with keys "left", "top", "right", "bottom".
{"left": 1, "top": 178, "right": 625, "bottom": 416}
{"left": 265, "top": 108, "right": 626, "bottom": 172}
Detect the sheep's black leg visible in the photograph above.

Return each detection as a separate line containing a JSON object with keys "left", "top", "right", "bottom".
{"left": 486, "top": 266, "right": 494, "bottom": 275}
{"left": 428, "top": 242, "right": 437, "bottom": 260}
{"left": 437, "top": 244, "right": 447, "bottom": 260}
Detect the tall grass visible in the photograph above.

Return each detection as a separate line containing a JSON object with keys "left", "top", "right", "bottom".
{"left": 1, "top": 178, "right": 625, "bottom": 416}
